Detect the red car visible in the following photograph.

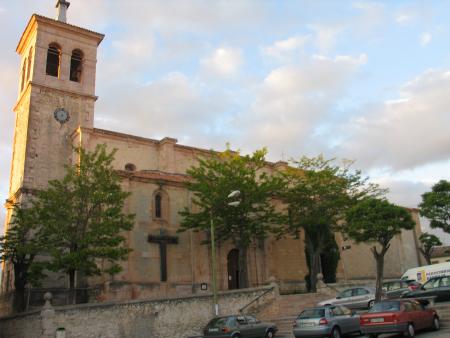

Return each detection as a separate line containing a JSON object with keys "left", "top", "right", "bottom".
{"left": 360, "top": 299, "right": 440, "bottom": 337}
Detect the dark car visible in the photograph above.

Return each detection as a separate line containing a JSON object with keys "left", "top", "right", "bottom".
{"left": 360, "top": 300, "right": 439, "bottom": 338}
{"left": 203, "top": 315, "right": 277, "bottom": 338}
{"left": 383, "top": 280, "right": 417, "bottom": 298}
{"left": 293, "top": 305, "right": 360, "bottom": 338}
{"left": 402, "top": 275, "right": 450, "bottom": 302}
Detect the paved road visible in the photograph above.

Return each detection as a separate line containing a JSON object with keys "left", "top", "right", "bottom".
{"left": 361, "top": 327, "right": 450, "bottom": 338}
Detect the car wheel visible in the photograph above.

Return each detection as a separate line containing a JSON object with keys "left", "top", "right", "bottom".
{"left": 432, "top": 316, "right": 440, "bottom": 330}
{"left": 404, "top": 323, "right": 415, "bottom": 337}
{"left": 330, "top": 327, "right": 341, "bottom": 338}
{"left": 232, "top": 334, "right": 241, "bottom": 338}
{"left": 265, "top": 329, "right": 275, "bottom": 338}
{"left": 368, "top": 300, "right": 375, "bottom": 308}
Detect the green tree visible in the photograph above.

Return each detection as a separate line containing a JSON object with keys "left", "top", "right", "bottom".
{"left": 0, "top": 204, "right": 46, "bottom": 312}
{"left": 419, "top": 180, "right": 450, "bottom": 232}
{"left": 281, "top": 155, "right": 381, "bottom": 292}
{"left": 419, "top": 232, "right": 442, "bottom": 265}
{"left": 179, "top": 147, "right": 283, "bottom": 288}
{"left": 34, "top": 144, "right": 134, "bottom": 303}
{"left": 343, "top": 197, "right": 415, "bottom": 300}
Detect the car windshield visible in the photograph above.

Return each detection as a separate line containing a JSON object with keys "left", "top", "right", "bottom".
{"left": 298, "top": 308, "right": 325, "bottom": 319}
{"left": 207, "top": 317, "right": 229, "bottom": 328}
{"left": 369, "top": 301, "right": 400, "bottom": 313}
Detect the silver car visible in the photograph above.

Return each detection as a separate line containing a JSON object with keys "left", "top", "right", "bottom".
{"left": 317, "top": 287, "right": 376, "bottom": 309}
{"left": 293, "top": 306, "right": 360, "bottom": 338}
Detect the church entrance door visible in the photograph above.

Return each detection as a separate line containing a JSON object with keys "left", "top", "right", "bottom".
{"left": 227, "top": 249, "right": 240, "bottom": 290}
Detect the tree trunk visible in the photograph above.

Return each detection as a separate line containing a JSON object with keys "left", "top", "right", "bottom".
{"left": 13, "top": 265, "right": 27, "bottom": 312}
{"left": 309, "top": 250, "right": 321, "bottom": 293}
{"left": 238, "top": 245, "right": 249, "bottom": 288}
{"left": 372, "top": 245, "right": 388, "bottom": 301}
{"left": 68, "top": 270, "right": 76, "bottom": 305}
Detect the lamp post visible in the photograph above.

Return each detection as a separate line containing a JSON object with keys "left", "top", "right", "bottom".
{"left": 210, "top": 209, "right": 219, "bottom": 316}
{"left": 210, "top": 190, "right": 241, "bottom": 316}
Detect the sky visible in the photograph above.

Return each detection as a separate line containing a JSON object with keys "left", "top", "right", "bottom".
{"left": 0, "top": 1, "right": 449, "bottom": 241}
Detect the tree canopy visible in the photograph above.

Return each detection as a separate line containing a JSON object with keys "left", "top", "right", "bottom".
{"left": 280, "top": 155, "right": 382, "bottom": 292}
{"left": 419, "top": 232, "right": 442, "bottom": 265}
{"left": 419, "top": 180, "right": 450, "bottom": 232}
{"left": 343, "top": 197, "right": 415, "bottom": 300}
{"left": 179, "top": 147, "right": 283, "bottom": 288}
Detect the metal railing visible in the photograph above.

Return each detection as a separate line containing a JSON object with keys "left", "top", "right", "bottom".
{"left": 239, "top": 286, "right": 275, "bottom": 314}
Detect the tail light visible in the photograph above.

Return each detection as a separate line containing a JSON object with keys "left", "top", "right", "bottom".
{"left": 360, "top": 317, "right": 370, "bottom": 325}
{"left": 222, "top": 327, "right": 230, "bottom": 333}
{"left": 319, "top": 318, "right": 328, "bottom": 325}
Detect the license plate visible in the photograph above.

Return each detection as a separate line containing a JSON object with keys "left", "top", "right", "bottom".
{"left": 370, "top": 318, "right": 384, "bottom": 323}
{"left": 301, "top": 322, "right": 314, "bottom": 328}
{"left": 208, "top": 328, "right": 219, "bottom": 332}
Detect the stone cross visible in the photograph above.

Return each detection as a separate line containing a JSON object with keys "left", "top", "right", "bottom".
{"left": 148, "top": 229, "right": 178, "bottom": 282}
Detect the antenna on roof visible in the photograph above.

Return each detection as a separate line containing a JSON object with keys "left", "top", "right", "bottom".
{"left": 55, "top": 0, "right": 70, "bottom": 23}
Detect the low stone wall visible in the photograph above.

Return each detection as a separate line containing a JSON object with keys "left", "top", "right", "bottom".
{"left": 0, "top": 285, "right": 277, "bottom": 338}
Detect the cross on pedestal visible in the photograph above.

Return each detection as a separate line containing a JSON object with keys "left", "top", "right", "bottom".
{"left": 148, "top": 229, "right": 178, "bottom": 282}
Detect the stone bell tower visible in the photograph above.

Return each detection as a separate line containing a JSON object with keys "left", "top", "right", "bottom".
{"left": 2, "top": 2, "right": 104, "bottom": 291}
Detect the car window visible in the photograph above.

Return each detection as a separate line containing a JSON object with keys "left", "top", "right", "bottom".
{"left": 207, "top": 317, "right": 230, "bottom": 328}
{"left": 236, "top": 316, "right": 247, "bottom": 325}
{"left": 403, "top": 302, "right": 414, "bottom": 312}
{"left": 353, "top": 288, "right": 369, "bottom": 296}
{"left": 441, "top": 276, "right": 450, "bottom": 287}
{"left": 389, "top": 282, "right": 401, "bottom": 291}
{"left": 245, "top": 316, "right": 257, "bottom": 324}
{"left": 369, "top": 301, "right": 400, "bottom": 313}
{"left": 330, "top": 307, "right": 344, "bottom": 316}
{"left": 298, "top": 309, "right": 326, "bottom": 319}
{"left": 340, "top": 289, "right": 353, "bottom": 298}
{"left": 423, "top": 278, "right": 441, "bottom": 290}
{"left": 340, "top": 306, "right": 352, "bottom": 316}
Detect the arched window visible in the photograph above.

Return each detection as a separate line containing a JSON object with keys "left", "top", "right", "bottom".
{"left": 20, "top": 60, "right": 27, "bottom": 91}
{"left": 26, "top": 47, "right": 33, "bottom": 81}
{"left": 70, "top": 49, "right": 83, "bottom": 82}
{"left": 155, "top": 194, "right": 162, "bottom": 218}
{"left": 46, "top": 43, "right": 61, "bottom": 77}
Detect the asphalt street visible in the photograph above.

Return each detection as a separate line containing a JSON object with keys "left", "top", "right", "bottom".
{"left": 362, "top": 326, "right": 450, "bottom": 338}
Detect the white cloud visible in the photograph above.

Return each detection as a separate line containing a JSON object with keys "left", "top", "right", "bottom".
{"left": 395, "top": 13, "right": 415, "bottom": 24}
{"left": 235, "top": 54, "right": 366, "bottom": 157}
{"left": 201, "top": 47, "right": 243, "bottom": 78}
{"left": 419, "top": 32, "right": 432, "bottom": 46}
{"left": 335, "top": 69, "right": 450, "bottom": 171}
{"left": 262, "top": 35, "right": 310, "bottom": 62}
{"left": 308, "top": 24, "right": 345, "bottom": 54}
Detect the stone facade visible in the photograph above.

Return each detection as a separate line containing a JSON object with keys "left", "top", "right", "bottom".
{"left": 1, "top": 12, "right": 426, "bottom": 306}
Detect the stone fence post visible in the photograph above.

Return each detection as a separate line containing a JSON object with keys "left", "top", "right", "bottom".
{"left": 41, "top": 292, "right": 56, "bottom": 338}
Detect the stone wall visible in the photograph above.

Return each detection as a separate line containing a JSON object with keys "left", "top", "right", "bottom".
{"left": 0, "top": 285, "right": 277, "bottom": 338}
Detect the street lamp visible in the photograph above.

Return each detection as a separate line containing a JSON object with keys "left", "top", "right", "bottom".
{"left": 210, "top": 190, "right": 241, "bottom": 316}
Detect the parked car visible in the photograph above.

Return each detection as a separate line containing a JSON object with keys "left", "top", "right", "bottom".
{"left": 360, "top": 299, "right": 440, "bottom": 338}
{"left": 402, "top": 275, "right": 450, "bottom": 302}
{"left": 203, "top": 314, "right": 277, "bottom": 338}
{"left": 317, "top": 287, "right": 376, "bottom": 309}
{"left": 293, "top": 305, "right": 360, "bottom": 338}
{"left": 383, "top": 280, "right": 414, "bottom": 298}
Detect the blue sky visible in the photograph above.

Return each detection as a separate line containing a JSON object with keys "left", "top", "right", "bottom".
{"left": 0, "top": 1, "right": 449, "bottom": 240}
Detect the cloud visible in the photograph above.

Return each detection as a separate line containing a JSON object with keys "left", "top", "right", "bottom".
{"left": 419, "top": 32, "right": 432, "bottom": 46}
{"left": 352, "top": 1, "right": 386, "bottom": 33}
{"left": 308, "top": 24, "right": 345, "bottom": 54}
{"left": 335, "top": 69, "right": 450, "bottom": 171}
{"left": 201, "top": 47, "right": 243, "bottom": 78}
{"left": 95, "top": 71, "right": 230, "bottom": 142}
{"left": 262, "top": 35, "right": 310, "bottom": 62}
{"left": 235, "top": 54, "right": 366, "bottom": 157}
{"left": 395, "top": 13, "right": 415, "bottom": 24}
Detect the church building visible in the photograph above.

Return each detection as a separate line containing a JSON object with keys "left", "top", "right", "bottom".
{"left": 1, "top": 1, "right": 425, "bottom": 303}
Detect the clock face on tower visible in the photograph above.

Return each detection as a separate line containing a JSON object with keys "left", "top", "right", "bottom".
{"left": 53, "top": 108, "right": 70, "bottom": 124}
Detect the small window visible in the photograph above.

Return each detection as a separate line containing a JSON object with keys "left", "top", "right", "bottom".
{"left": 70, "top": 49, "right": 83, "bottom": 82}
{"left": 354, "top": 288, "right": 369, "bottom": 296}
{"left": 46, "top": 43, "right": 61, "bottom": 77}
{"left": 155, "top": 194, "right": 162, "bottom": 218}
{"left": 21, "top": 60, "right": 27, "bottom": 91}
{"left": 124, "top": 163, "right": 136, "bottom": 172}
{"left": 26, "top": 47, "right": 33, "bottom": 81}
{"left": 340, "top": 289, "right": 353, "bottom": 298}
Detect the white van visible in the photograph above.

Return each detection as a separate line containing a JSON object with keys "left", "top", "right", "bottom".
{"left": 401, "top": 262, "right": 450, "bottom": 283}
